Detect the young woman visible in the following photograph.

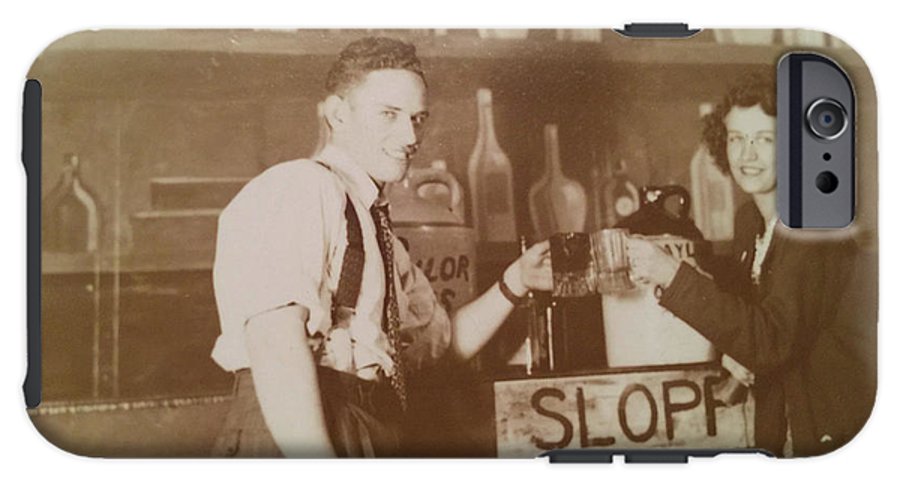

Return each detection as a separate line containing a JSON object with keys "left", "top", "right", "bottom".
{"left": 627, "top": 74, "right": 872, "bottom": 457}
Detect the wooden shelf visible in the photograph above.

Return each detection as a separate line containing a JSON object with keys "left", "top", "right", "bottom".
{"left": 29, "top": 29, "right": 867, "bottom": 104}
{"left": 42, "top": 250, "right": 214, "bottom": 275}
{"left": 38, "top": 29, "right": 859, "bottom": 66}
{"left": 30, "top": 29, "right": 866, "bottom": 103}
{"left": 32, "top": 29, "right": 864, "bottom": 77}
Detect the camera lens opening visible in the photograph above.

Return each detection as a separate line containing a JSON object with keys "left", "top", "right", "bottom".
{"left": 806, "top": 98, "right": 848, "bottom": 141}
{"left": 816, "top": 171, "right": 839, "bottom": 194}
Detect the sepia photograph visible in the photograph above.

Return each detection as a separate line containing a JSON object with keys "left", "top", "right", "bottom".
{"left": 28, "top": 27, "right": 877, "bottom": 459}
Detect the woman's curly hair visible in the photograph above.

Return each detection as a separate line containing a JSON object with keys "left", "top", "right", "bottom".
{"left": 702, "top": 73, "right": 776, "bottom": 174}
{"left": 325, "top": 37, "right": 425, "bottom": 96}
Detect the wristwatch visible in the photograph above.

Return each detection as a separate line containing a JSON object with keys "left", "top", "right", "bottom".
{"left": 498, "top": 276, "right": 528, "bottom": 307}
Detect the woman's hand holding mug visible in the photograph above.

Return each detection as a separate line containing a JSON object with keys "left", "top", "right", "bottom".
{"left": 626, "top": 237, "right": 681, "bottom": 289}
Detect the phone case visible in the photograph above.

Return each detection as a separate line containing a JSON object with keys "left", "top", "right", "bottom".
{"left": 24, "top": 27, "right": 877, "bottom": 460}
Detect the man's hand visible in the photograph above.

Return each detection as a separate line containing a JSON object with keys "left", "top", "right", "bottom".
{"left": 504, "top": 240, "right": 553, "bottom": 296}
{"left": 626, "top": 237, "right": 681, "bottom": 289}
{"left": 452, "top": 240, "right": 552, "bottom": 359}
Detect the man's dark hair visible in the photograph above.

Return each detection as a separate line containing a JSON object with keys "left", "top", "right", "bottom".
{"left": 702, "top": 73, "right": 776, "bottom": 174}
{"left": 325, "top": 37, "right": 426, "bottom": 96}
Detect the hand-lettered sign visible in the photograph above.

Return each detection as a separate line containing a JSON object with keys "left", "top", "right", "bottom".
{"left": 494, "top": 367, "right": 754, "bottom": 457}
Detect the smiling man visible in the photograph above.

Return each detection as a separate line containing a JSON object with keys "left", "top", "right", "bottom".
{"left": 210, "top": 37, "right": 551, "bottom": 458}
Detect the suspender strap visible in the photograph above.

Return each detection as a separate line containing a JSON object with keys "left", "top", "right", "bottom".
{"left": 334, "top": 194, "right": 364, "bottom": 313}
{"left": 313, "top": 161, "right": 365, "bottom": 326}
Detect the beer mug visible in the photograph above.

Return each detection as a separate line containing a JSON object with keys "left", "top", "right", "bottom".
{"left": 550, "top": 229, "right": 635, "bottom": 298}
{"left": 549, "top": 232, "right": 595, "bottom": 298}
{"left": 590, "top": 228, "right": 635, "bottom": 294}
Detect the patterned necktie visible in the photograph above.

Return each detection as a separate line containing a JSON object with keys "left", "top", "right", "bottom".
{"left": 370, "top": 202, "right": 408, "bottom": 411}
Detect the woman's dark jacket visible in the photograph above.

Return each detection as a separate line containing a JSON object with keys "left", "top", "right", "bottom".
{"left": 659, "top": 203, "right": 876, "bottom": 456}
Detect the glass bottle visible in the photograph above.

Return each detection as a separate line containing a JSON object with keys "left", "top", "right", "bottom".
{"left": 467, "top": 88, "right": 517, "bottom": 242}
{"left": 529, "top": 124, "right": 587, "bottom": 237}
{"left": 603, "top": 158, "right": 640, "bottom": 227}
{"left": 43, "top": 153, "right": 100, "bottom": 253}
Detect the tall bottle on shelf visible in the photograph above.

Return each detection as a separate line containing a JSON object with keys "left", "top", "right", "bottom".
{"left": 528, "top": 124, "right": 587, "bottom": 238}
{"left": 690, "top": 102, "right": 735, "bottom": 241}
{"left": 467, "top": 88, "right": 517, "bottom": 243}
{"left": 43, "top": 153, "right": 100, "bottom": 254}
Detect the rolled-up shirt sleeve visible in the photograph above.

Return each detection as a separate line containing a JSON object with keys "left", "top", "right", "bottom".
{"left": 211, "top": 162, "right": 341, "bottom": 371}
{"left": 393, "top": 235, "right": 452, "bottom": 370}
